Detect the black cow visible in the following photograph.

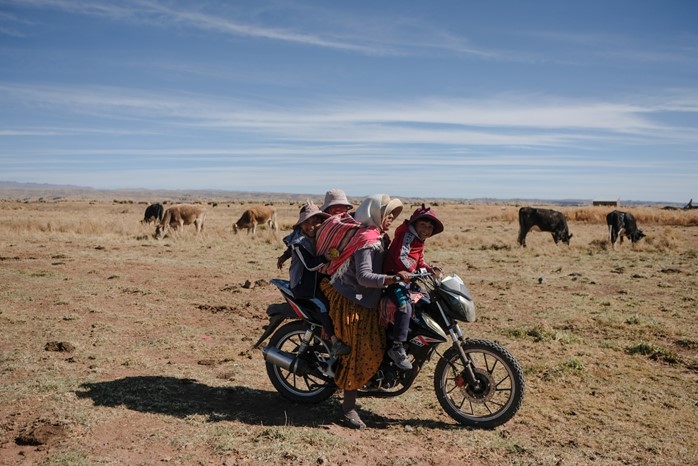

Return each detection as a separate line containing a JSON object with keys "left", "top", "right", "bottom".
{"left": 606, "top": 210, "right": 645, "bottom": 248}
{"left": 518, "top": 207, "right": 572, "bottom": 247}
{"left": 141, "top": 203, "right": 164, "bottom": 224}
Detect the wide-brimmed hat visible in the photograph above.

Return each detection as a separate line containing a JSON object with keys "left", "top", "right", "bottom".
{"left": 409, "top": 203, "right": 444, "bottom": 235}
{"left": 321, "top": 188, "right": 353, "bottom": 212}
{"left": 294, "top": 201, "right": 330, "bottom": 228}
{"left": 381, "top": 196, "right": 403, "bottom": 221}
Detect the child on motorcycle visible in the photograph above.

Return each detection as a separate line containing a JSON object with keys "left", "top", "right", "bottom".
{"left": 283, "top": 201, "right": 351, "bottom": 357}
{"left": 320, "top": 188, "right": 354, "bottom": 216}
{"left": 382, "top": 204, "right": 444, "bottom": 370}
{"left": 277, "top": 188, "right": 353, "bottom": 268}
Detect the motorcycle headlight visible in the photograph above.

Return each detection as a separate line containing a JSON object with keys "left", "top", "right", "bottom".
{"left": 440, "top": 275, "right": 476, "bottom": 322}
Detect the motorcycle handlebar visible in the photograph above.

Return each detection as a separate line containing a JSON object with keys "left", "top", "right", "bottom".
{"left": 392, "top": 271, "right": 434, "bottom": 282}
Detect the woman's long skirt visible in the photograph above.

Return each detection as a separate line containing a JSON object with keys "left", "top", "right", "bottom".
{"left": 321, "top": 281, "right": 386, "bottom": 391}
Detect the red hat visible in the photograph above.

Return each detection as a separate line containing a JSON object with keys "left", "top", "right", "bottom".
{"left": 409, "top": 204, "right": 444, "bottom": 235}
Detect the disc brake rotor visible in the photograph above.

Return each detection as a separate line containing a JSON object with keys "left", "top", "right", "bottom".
{"left": 455, "top": 367, "right": 496, "bottom": 402}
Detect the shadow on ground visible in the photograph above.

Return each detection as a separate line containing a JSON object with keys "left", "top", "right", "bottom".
{"left": 75, "top": 376, "right": 458, "bottom": 429}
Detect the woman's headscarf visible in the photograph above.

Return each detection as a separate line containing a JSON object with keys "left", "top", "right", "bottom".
{"left": 325, "top": 194, "right": 403, "bottom": 278}
{"left": 354, "top": 194, "right": 403, "bottom": 230}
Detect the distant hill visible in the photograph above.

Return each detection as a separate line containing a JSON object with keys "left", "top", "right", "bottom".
{"left": 0, "top": 180, "right": 686, "bottom": 208}
{"left": 0, "top": 181, "right": 313, "bottom": 204}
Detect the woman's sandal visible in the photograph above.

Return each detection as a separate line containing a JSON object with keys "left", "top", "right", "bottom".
{"left": 340, "top": 409, "right": 366, "bottom": 429}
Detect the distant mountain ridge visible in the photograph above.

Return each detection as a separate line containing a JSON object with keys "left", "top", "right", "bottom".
{"left": 0, "top": 180, "right": 685, "bottom": 207}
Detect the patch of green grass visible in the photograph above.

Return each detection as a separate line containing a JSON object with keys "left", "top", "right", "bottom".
{"left": 627, "top": 342, "right": 680, "bottom": 364}
{"left": 561, "top": 358, "right": 585, "bottom": 372}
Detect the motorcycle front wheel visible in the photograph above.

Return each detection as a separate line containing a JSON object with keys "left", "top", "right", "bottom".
{"left": 434, "top": 339, "right": 525, "bottom": 428}
{"left": 266, "top": 320, "right": 337, "bottom": 404}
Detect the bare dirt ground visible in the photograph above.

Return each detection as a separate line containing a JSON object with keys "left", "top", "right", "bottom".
{"left": 0, "top": 197, "right": 696, "bottom": 465}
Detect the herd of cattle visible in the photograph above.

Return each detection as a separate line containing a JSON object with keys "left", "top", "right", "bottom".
{"left": 141, "top": 202, "right": 278, "bottom": 239}
{"left": 141, "top": 202, "right": 645, "bottom": 248}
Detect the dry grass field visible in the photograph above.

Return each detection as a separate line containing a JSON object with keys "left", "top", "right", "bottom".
{"left": 1, "top": 196, "right": 696, "bottom": 466}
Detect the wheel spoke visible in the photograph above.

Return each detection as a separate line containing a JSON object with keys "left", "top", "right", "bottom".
{"left": 486, "top": 399, "right": 505, "bottom": 409}
{"left": 487, "top": 356, "right": 499, "bottom": 374}
{"left": 467, "top": 400, "right": 475, "bottom": 415}
{"left": 496, "top": 376, "right": 511, "bottom": 389}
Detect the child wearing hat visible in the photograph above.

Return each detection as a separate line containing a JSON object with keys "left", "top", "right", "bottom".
{"left": 320, "top": 188, "right": 354, "bottom": 216}
{"left": 382, "top": 204, "right": 444, "bottom": 370}
{"left": 276, "top": 188, "right": 353, "bottom": 269}
{"left": 283, "top": 201, "right": 351, "bottom": 357}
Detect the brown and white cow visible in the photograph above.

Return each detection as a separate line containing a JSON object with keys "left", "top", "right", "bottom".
{"left": 518, "top": 207, "right": 572, "bottom": 247}
{"left": 232, "top": 206, "right": 278, "bottom": 236}
{"left": 155, "top": 204, "right": 206, "bottom": 239}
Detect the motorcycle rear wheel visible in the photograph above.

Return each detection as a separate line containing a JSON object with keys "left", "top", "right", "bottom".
{"left": 266, "top": 320, "right": 337, "bottom": 403}
{"left": 434, "top": 339, "right": 525, "bottom": 428}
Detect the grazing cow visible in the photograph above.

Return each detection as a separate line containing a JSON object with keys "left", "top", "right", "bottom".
{"left": 141, "top": 203, "right": 164, "bottom": 224}
{"left": 233, "top": 206, "right": 278, "bottom": 236}
{"left": 518, "top": 207, "right": 573, "bottom": 247}
{"left": 606, "top": 210, "right": 645, "bottom": 248}
{"left": 155, "top": 204, "right": 206, "bottom": 239}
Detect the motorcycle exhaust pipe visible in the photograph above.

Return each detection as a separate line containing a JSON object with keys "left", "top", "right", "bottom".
{"left": 263, "top": 346, "right": 311, "bottom": 376}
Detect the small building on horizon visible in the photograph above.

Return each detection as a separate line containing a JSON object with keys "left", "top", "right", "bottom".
{"left": 592, "top": 198, "right": 620, "bottom": 207}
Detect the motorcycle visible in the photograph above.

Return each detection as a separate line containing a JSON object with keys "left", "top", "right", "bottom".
{"left": 254, "top": 271, "right": 525, "bottom": 428}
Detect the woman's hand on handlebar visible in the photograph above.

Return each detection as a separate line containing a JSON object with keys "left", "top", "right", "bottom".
{"left": 387, "top": 271, "right": 411, "bottom": 285}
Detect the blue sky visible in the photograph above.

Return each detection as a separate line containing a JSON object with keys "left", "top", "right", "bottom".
{"left": 1, "top": 0, "right": 696, "bottom": 202}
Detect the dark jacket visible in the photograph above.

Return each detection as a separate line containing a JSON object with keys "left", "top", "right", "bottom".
{"left": 284, "top": 229, "right": 328, "bottom": 299}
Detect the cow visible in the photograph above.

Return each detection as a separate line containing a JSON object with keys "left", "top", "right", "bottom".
{"left": 518, "top": 207, "right": 573, "bottom": 247}
{"left": 141, "top": 203, "right": 164, "bottom": 224}
{"left": 606, "top": 210, "right": 645, "bottom": 248}
{"left": 154, "top": 204, "right": 206, "bottom": 239}
{"left": 232, "top": 206, "right": 278, "bottom": 236}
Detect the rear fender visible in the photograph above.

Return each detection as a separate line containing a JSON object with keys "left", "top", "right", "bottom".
{"left": 253, "top": 303, "right": 297, "bottom": 349}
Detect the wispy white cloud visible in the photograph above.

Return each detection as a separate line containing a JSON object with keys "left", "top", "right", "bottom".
{"left": 3, "top": 0, "right": 396, "bottom": 55}
{"left": 0, "top": 129, "right": 62, "bottom": 136}
{"left": 2, "top": 0, "right": 505, "bottom": 58}
{"left": 2, "top": 82, "right": 697, "bottom": 149}
{"left": 0, "top": 9, "right": 34, "bottom": 37}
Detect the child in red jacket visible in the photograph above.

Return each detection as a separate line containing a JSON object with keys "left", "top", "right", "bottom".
{"left": 383, "top": 204, "right": 443, "bottom": 370}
